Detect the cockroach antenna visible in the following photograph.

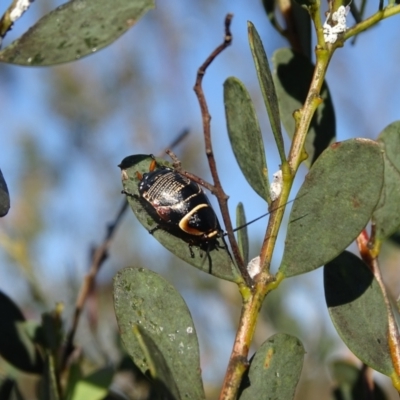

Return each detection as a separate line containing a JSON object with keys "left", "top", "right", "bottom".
{"left": 226, "top": 198, "right": 297, "bottom": 235}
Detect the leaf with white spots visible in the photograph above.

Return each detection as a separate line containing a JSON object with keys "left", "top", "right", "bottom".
{"left": 114, "top": 267, "right": 205, "bottom": 400}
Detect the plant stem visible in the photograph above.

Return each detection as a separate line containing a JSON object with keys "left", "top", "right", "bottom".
{"left": 219, "top": 11, "right": 336, "bottom": 398}
{"left": 345, "top": 4, "right": 400, "bottom": 40}
{"left": 218, "top": 294, "right": 263, "bottom": 399}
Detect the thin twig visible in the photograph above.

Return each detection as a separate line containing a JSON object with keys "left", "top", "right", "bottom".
{"left": 60, "top": 130, "right": 190, "bottom": 371}
{"left": 61, "top": 199, "right": 128, "bottom": 370}
{"left": 193, "top": 13, "right": 251, "bottom": 286}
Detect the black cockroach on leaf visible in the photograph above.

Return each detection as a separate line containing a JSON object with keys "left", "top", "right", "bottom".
{"left": 120, "top": 155, "right": 284, "bottom": 263}
{"left": 122, "top": 156, "right": 225, "bottom": 258}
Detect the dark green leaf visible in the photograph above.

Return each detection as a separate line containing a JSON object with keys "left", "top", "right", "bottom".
{"left": 293, "top": 0, "right": 316, "bottom": 7}
{"left": 378, "top": 121, "right": 400, "bottom": 172}
{"left": 372, "top": 122, "right": 400, "bottom": 240}
{"left": 273, "top": 48, "right": 336, "bottom": 166}
{"left": 390, "top": 230, "right": 400, "bottom": 247}
{"left": 0, "top": 291, "right": 43, "bottom": 373}
{"left": 130, "top": 326, "right": 180, "bottom": 400}
{"left": 330, "top": 360, "right": 388, "bottom": 400}
{"left": 239, "top": 333, "right": 304, "bottom": 400}
{"left": 372, "top": 158, "right": 400, "bottom": 241}
{"left": 290, "top": 0, "right": 312, "bottom": 59}
{"left": 0, "top": 0, "right": 154, "bottom": 66}
{"left": 324, "top": 251, "right": 393, "bottom": 376}
{"left": 0, "top": 379, "right": 18, "bottom": 400}
{"left": 248, "top": 22, "right": 285, "bottom": 163}
{"left": 0, "top": 168, "right": 10, "bottom": 217}
{"left": 279, "top": 139, "right": 384, "bottom": 277}
{"left": 224, "top": 77, "right": 271, "bottom": 203}
{"left": 236, "top": 203, "right": 249, "bottom": 266}
{"left": 119, "top": 155, "right": 241, "bottom": 283}
{"left": 41, "top": 308, "right": 64, "bottom": 352}
{"left": 113, "top": 267, "right": 205, "bottom": 400}
{"left": 38, "top": 353, "right": 60, "bottom": 400}
{"left": 261, "top": 0, "right": 285, "bottom": 36}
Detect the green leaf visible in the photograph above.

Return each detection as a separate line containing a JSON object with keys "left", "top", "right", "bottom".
{"left": 239, "top": 333, "right": 304, "bottom": 400}
{"left": 272, "top": 48, "right": 336, "bottom": 166}
{"left": 378, "top": 121, "right": 400, "bottom": 172}
{"left": 113, "top": 267, "right": 205, "bottom": 400}
{"left": 236, "top": 203, "right": 249, "bottom": 266}
{"left": 119, "top": 154, "right": 241, "bottom": 283}
{"left": 290, "top": 0, "right": 312, "bottom": 59}
{"left": 38, "top": 353, "right": 60, "bottom": 400}
{"left": 0, "top": 0, "right": 154, "bottom": 66}
{"left": 131, "top": 326, "right": 180, "bottom": 399}
{"left": 0, "top": 379, "right": 24, "bottom": 400}
{"left": 224, "top": 77, "right": 271, "bottom": 204}
{"left": 69, "top": 367, "right": 114, "bottom": 400}
{"left": 0, "top": 291, "right": 43, "bottom": 373}
{"left": 261, "top": 0, "right": 285, "bottom": 36}
{"left": 372, "top": 154, "right": 400, "bottom": 241}
{"left": 248, "top": 22, "right": 285, "bottom": 163}
{"left": 324, "top": 251, "right": 393, "bottom": 376}
{"left": 330, "top": 360, "right": 388, "bottom": 400}
{"left": 65, "top": 363, "right": 83, "bottom": 400}
{"left": 373, "top": 121, "right": 400, "bottom": 240}
{"left": 0, "top": 169, "right": 10, "bottom": 217}
{"left": 279, "top": 139, "right": 384, "bottom": 277}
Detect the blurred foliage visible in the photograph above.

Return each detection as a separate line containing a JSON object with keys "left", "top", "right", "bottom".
{"left": 0, "top": 0, "right": 400, "bottom": 399}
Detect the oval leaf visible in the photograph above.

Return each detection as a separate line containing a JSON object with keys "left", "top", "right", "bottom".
{"left": 119, "top": 154, "right": 241, "bottom": 283}
{"left": 113, "top": 267, "right": 205, "bottom": 400}
{"left": 248, "top": 22, "right": 285, "bottom": 163}
{"left": 377, "top": 121, "right": 400, "bottom": 172}
{"left": 0, "top": 169, "right": 10, "bottom": 217}
{"left": 272, "top": 48, "right": 336, "bottom": 166}
{"left": 279, "top": 139, "right": 384, "bottom": 277}
{"left": 0, "top": 291, "right": 43, "bottom": 373}
{"left": 373, "top": 121, "right": 400, "bottom": 240}
{"left": 324, "top": 251, "right": 393, "bottom": 376}
{"left": 224, "top": 77, "right": 271, "bottom": 204}
{"left": 239, "top": 333, "right": 304, "bottom": 400}
{"left": 0, "top": 0, "right": 154, "bottom": 66}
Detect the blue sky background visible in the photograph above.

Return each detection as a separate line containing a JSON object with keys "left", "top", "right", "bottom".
{"left": 0, "top": 0, "right": 400, "bottom": 393}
